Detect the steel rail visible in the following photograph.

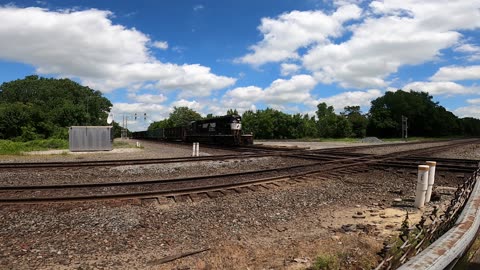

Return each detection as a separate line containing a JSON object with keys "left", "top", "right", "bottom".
{"left": 371, "top": 162, "right": 477, "bottom": 173}
{"left": 0, "top": 174, "right": 313, "bottom": 203}
{"left": 307, "top": 138, "right": 459, "bottom": 153}
{"left": 0, "top": 161, "right": 325, "bottom": 190}
{"left": 1, "top": 138, "right": 478, "bottom": 204}
{"left": 0, "top": 162, "right": 371, "bottom": 203}
{"left": 0, "top": 152, "right": 282, "bottom": 169}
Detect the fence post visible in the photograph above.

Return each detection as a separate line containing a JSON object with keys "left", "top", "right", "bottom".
{"left": 414, "top": 165, "right": 430, "bottom": 208}
{"left": 425, "top": 161, "right": 436, "bottom": 202}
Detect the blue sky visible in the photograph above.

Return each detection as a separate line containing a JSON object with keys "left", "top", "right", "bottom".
{"left": 0, "top": 0, "right": 479, "bottom": 130}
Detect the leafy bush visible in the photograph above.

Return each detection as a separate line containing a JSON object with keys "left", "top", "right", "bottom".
{"left": 0, "top": 140, "right": 21, "bottom": 154}
{"left": 51, "top": 127, "right": 69, "bottom": 140}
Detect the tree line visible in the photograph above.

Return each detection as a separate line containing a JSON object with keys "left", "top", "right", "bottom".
{"left": 150, "top": 90, "right": 480, "bottom": 139}
{"left": 1, "top": 76, "right": 479, "bottom": 141}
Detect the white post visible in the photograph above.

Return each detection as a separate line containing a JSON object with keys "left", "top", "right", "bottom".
{"left": 196, "top": 142, "right": 200, "bottom": 156}
{"left": 192, "top": 143, "right": 196, "bottom": 156}
{"left": 425, "top": 161, "right": 436, "bottom": 203}
{"left": 414, "top": 165, "right": 430, "bottom": 208}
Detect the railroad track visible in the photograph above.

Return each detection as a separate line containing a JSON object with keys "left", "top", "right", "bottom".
{"left": 0, "top": 159, "right": 369, "bottom": 203}
{"left": 310, "top": 138, "right": 474, "bottom": 154}
{"left": 0, "top": 142, "right": 309, "bottom": 170}
{"left": 0, "top": 152, "right": 281, "bottom": 170}
{"left": 1, "top": 138, "right": 478, "bottom": 204}
{"left": 1, "top": 138, "right": 471, "bottom": 170}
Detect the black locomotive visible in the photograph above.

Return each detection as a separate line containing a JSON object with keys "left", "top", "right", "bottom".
{"left": 132, "top": 115, "right": 253, "bottom": 145}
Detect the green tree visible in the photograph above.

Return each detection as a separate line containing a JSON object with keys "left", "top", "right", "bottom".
{"left": 169, "top": 107, "right": 202, "bottom": 126}
{"left": 226, "top": 109, "right": 239, "bottom": 115}
{"left": 316, "top": 103, "right": 338, "bottom": 137}
{"left": 0, "top": 103, "right": 32, "bottom": 139}
{"left": 254, "top": 109, "right": 276, "bottom": 139}
{"left": 241, "top": 109, "right": 318, "bottom": 139}
{"left": 303, "top": 114, "right": 319, "bottom": 138}
{"left": 148, "top": 118, "right": 172, "bottom": 130}
{"left": 241, "top": 109, "right": 275, "bottom": 139}
{"left": 367, "top": 90, "right": 461, "bottom": 137}
{"left": 343, "top": 106, "right": 368, "bottom": 138}
{"left": 148, "top": 107, "right": 202, "bottom": 130}
{"left": 240, "top": 110, "right": 256, "bottom": 135}
{"left": 461, "top": 117, "right": 480, "bottom": 136}
{"left": 0, "top": 75, "right": 112, "bottom": 140}
{"left": 335, "top": 115, "right": 353, "bottom": 138}
{"left": 112, "top": 121, "right": 123, "bottom": 138}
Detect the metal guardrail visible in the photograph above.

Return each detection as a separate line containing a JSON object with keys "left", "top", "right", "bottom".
{"left": 375, "top": 168, "right": 479, "bottom": 270}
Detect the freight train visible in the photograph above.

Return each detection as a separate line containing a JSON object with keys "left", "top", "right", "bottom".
{"left": 132, "top": 115, "right": 253, "bottom": 145}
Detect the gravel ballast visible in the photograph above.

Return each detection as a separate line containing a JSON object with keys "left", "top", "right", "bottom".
{"left": 0, "top": 140, "right": 478, "bottom": 269}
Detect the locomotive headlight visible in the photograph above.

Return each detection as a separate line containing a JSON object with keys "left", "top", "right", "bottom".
{"left": 231, "top": 123, "right": 241, "bottom": 130}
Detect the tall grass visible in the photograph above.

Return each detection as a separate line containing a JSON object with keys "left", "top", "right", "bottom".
{"left": 0, "top": 139, "right": 68, "bottom": 155}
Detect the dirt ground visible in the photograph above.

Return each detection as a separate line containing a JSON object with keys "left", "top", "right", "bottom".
{"left": 0, "top": 140, "right": 476, "bottom": 269}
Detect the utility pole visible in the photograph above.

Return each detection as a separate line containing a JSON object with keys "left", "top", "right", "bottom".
{"left": 120, "top": 113, "right": 148, "bottom": 139}
{"left": 121, "top": 114, "right": 128, "bottom": 139}
{"left": 402, "top": 115, "right": 408, "bottom": 141}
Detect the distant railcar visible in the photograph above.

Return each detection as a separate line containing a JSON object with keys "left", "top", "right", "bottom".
{"left": 132, "top": 115, "right": 253, "bottom": 145}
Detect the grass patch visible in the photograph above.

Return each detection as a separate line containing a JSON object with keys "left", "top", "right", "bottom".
{"left": 0, "top": 139, "right": 68, "bottom": 155}
{"left": 113, "top": 140, "right": 142, "bottom": 149}
{"left": 310, "top": 254, "right": 340, "bottom": 270}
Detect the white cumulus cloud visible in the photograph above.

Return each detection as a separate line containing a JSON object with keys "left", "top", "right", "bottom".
{"left": 0, "top": 6, "right": 235, "bottom": 95}
{"left": 263, "top": 75, "right": 317, "bottom": 104}
{"left": 467, "top": 98, "right": 480, "bottom": 105}
{"left": 453, "top": 106, "right": 480, "bottom": 119}
{"left": 221, "top": 75, "right": 318, "bottom": 112}
{"left": 403, "top": 81, "right": 478, "bottom": 96}
{"left": 236, "top": 4, "right": 362, "bottom": 65}
{"left": 152, "top": 41, "right": 168, "bottom": 50}
{"left": 317, "top": 89, "right": 382, "bottom": 112}
{"left": 127, "top": 93, "right": 167, "bottom": 104}
{"left": 280, "top": 63, "right": 300, "bottom": 76}
{"left": 454, "top": 43, "right": 480, "bottom": 61}
{"left": 240, "top": 0, "right": 480, "bottom": 90}
{"left": 224, "top": 86, "right": 264, "bottom": 101}
{"left": 171, "top": 99, "right": 204, "bottom": 111}
{"left": 304, "top": 15, "right": 461, "bottom": 88}
{"left": 430, "top": 65, "right": 480, "bottom": 81}
{"left": 111, "top": 102, "right": 169, "bottom": 131}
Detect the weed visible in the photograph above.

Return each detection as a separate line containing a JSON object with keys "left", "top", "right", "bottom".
{"left": 113, "top": 140, "right": 138, "bottom": 148}
{"left": 311, "top": 254, "right": 340, "bottom": 270}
